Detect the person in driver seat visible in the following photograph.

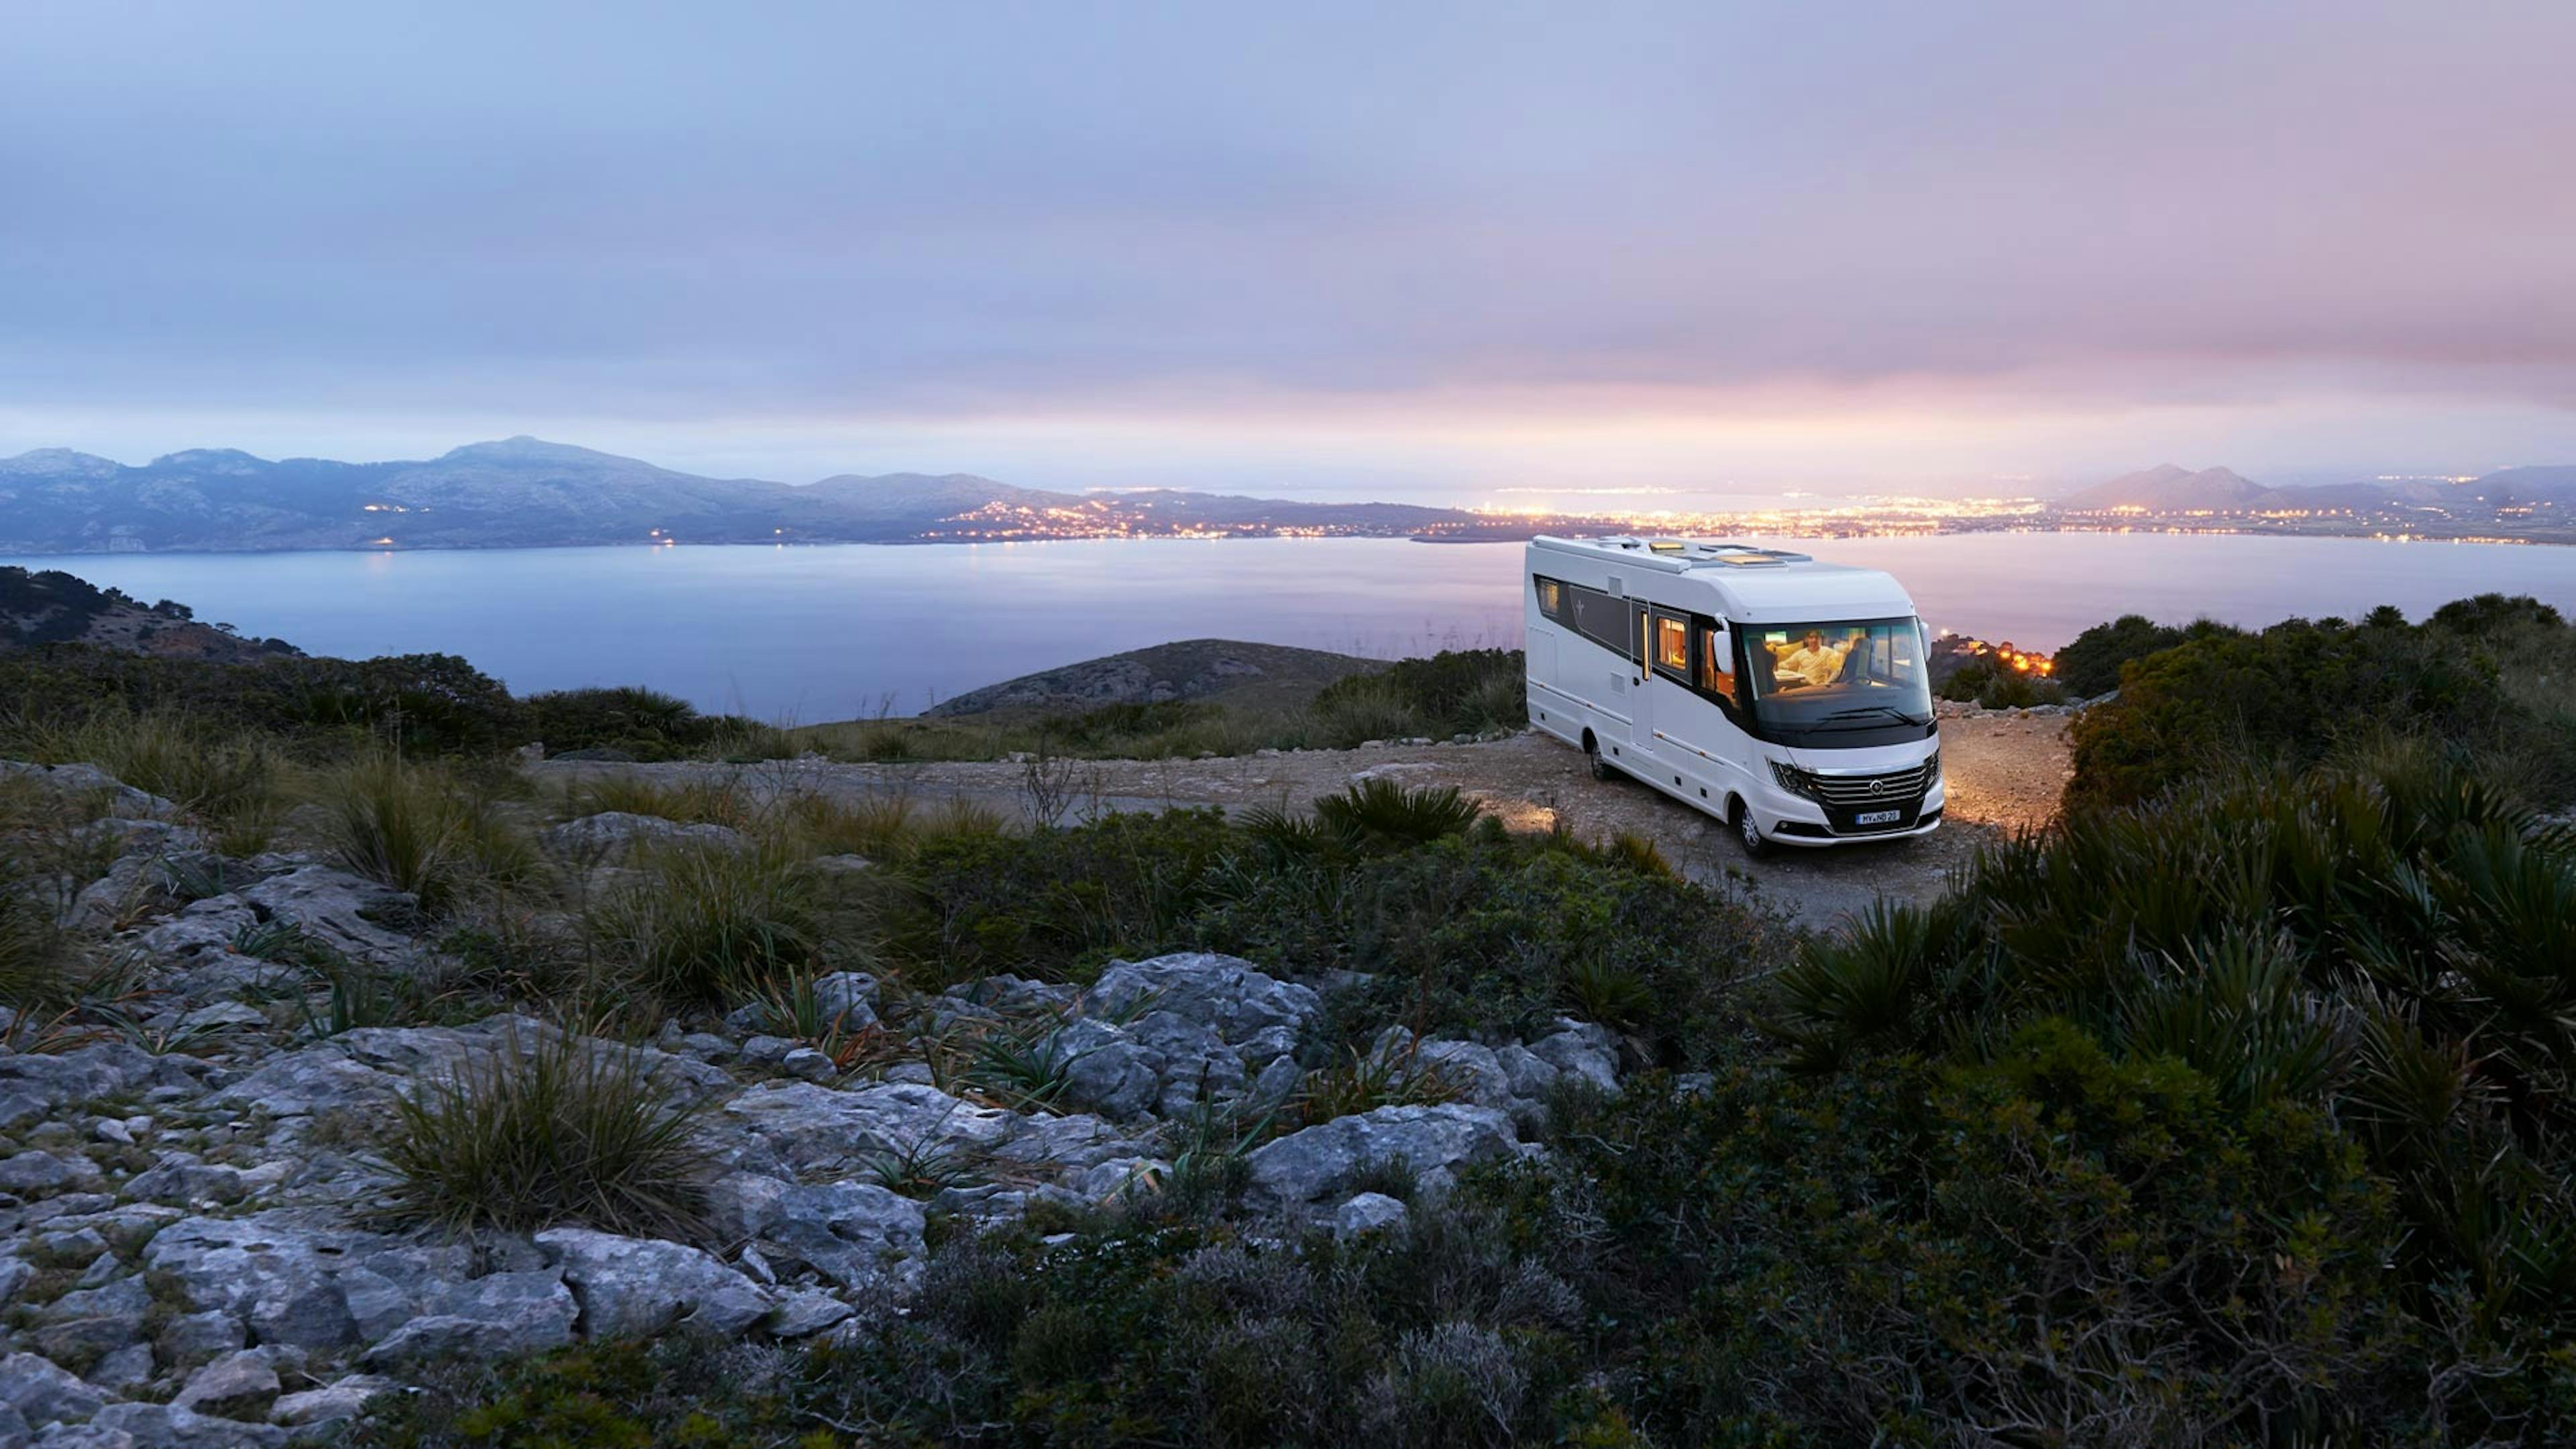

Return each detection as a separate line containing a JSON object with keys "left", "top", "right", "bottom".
{"left": 1766, "top": 629, "right": 1863, "bottom": 688}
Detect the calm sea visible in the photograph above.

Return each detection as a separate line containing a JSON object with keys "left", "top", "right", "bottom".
{"left": 8, "top": 533, "right": 2572, "bottom": 718}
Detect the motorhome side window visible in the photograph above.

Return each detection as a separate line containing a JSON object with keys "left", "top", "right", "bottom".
{"left": 1532, "top": 576, "right": 1568, "bottom": 623}
{"left": 1652, "top": 611, "right": 1690, "bottom": 678}
{"left": 1567, "top": 584, "right": 1630, "bottom": 655}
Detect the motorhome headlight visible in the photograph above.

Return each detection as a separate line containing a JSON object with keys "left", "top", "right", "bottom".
{"left": 1925, "top": 749, "right": 1941, "bottom": 788}
{"left": 1770, "top": 760, "right": 1819, "bottom": 800}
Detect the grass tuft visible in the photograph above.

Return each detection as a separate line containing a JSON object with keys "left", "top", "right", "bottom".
{"left": 374, "top": 1023, "right": 712, "bottom": 1239}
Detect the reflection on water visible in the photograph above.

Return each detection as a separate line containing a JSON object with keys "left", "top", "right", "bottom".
{"left": 6, "top": 533, "right": 2569, "bottom": 718}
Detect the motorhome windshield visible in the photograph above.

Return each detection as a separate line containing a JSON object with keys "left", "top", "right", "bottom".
{"left": 1742, "top": 617, "right": 1934, "bottom": 746}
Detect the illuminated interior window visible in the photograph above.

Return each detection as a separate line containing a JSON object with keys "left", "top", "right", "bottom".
{"left": 1655, "top": 614, "right": 1688, "bottom": 670}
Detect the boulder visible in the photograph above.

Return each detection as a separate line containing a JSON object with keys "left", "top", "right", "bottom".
{"left": 720, "top": 1081, "right": 1018, "bottom": 1176}
{"left": 0, "top": 760, "right": 175, "bottom": 818}
{"left": 808, "top": 971, "right": 879, "bottom": 1028}
{"left": 361, "top": 1272, "right": 577, "bottom": 1366}
{"left": 0, "top": 1043, "right": 197, "bottom": 1130}
{"left": 34, "top": 1276, "right": 151, "bottom": 1361}
{"left": 87, "top": 1400, "right": 290, "bottom": 1447}
{"left": 158, "top": 1311, "right": 248, "bottom": 1369}
{"left": 767, "top": 1290, "right": 855, "bottom": 1339}
{"left": 1334, "top": 1191, "right": 1411, "bottom": 1238}
{"left": 1244, "top": 1104, "right": 1521, "bottom": 1210}
{"left": 705, "top": 1173, "right": 925, "bottom": 1289}
{"left": 0, "top": 1350, "right": 107, "bottom": 1428}
{"left": 1081, "top": 953, "right": 1320, "bottom": 1048}
{"left": 233, "top": 867, "right": 423, "bottom": 967}
{"left": 541, "top": 812, "right": 747, "bottom": 861}
{"left": 1529, "top": 1019, "right": 1619, "bottom": 1095}
{"left": 1042, "top": 1019, "right": 1162, "bottom": 1121}
{"left": 0, "top": 1148, "right": 106, "bottom": 1194}
{"left": 534, "top": 1228, "right": 773, "bottom": 1338}
{"left": 269, "top": 1375, "right": 397, "bottom": 1430}
{"left": 943, "top": 975, "right": 1078, "bottom": 1015}
{"left": 172, "top": 1350, "right": 280, "bottom": 1420}
{"left": 89, "top": 1340, "right": 156, "bottom": 1394}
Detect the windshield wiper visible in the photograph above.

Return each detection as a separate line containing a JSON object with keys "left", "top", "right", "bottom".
{"left": 1815, "top": 704, "right": 1930, "bottom": 726}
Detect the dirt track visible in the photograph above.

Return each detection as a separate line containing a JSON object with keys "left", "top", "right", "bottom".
{"left": 534, "top": 710, "right": 2073, "bottom": 936}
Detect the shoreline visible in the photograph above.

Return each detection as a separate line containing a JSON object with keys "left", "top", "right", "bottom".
{"left": 5, "top": 518, "right": 2571, "bottom": 559}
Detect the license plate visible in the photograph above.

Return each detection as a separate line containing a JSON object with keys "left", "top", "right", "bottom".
{"left": 1855, "top": 808, "right": 1902, "bottom": 826}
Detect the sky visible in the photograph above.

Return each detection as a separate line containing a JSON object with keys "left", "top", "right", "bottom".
{"left": 4, "top": 1, "right": 2573, "bottom": 502}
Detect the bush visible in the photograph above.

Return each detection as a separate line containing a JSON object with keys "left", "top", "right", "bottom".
{"left": 2050, "top": 612, "right": 2204, "bottom": 697}
{"left": 883, "top": 805, "right": 1770, "bottom": 1059}
{"left": 1310, "top": 779, "right": 1483, "bottom": 845}
{"left": 373, "top": 1024, "right": 712, "bottom": 1240}
{"left": 586, "top": 842, "right": 823, "bottom": 1004}
{"left": 1772, "top": 751, "right": 2576, "bottom": 1338}
{"left": 321, "top": 756, "right": 539, "bottom": 913}
{"left": 0, "top": 645, "right": 520, "bottom": 755}
{"left": 2065, "top": 599, "right": 2573, "bottom": 810}
{"left": 1313, "top": 649, "right": 1523, "bottom": 738}
{"left": 1485, "top": 1039, "right": 2434, "bottom": 1444}
{"left": 522, "top": 686, "right": 722, "bottom": 761}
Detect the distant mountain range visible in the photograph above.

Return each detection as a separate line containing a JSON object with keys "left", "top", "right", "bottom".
{"left": 0, "top": 437, "right": 1483, "bottom": 553}
{"left": 2060, "top": 462, "right": 2576, "bottom": 514}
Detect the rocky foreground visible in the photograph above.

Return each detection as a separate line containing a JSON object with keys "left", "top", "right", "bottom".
{"left": 0, "top": 761, "right": 1621, "bottom": 1448}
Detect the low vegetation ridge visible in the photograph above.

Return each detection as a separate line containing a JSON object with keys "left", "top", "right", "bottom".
{"left": 922, "top": 638, "right": 1383, "bottom": 718}
{"left": 0, "top": 588, "right": 2569, "bottom": 1445}
{"left": 0, "top": 566, "right": 299, "bottom": 664}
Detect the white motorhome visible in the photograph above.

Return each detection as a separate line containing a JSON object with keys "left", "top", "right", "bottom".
{"left": 1522, "top": 535, "right": 1942, "bottom": 855}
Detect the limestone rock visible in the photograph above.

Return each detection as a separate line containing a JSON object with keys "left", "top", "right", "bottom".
{"left": 87, "top": 1399, "right": 290, "bottom": 1446}
{"left": 361, "top": 1272, "right": 576, "bottom": 1365}
{"left": 0, "top": 1350, "right": 108, "bottom": 1429}
{"left": 1334, "top": 1191, "right": 1411, "bottom": 1238}
{"left": 541, "top": 812, "right": 747, "bottom": 861}
{"left": 172, "top": 1350, "right": 281, "bottom": 1420}
{"left": 1244, "top": 1104, "right": 1520, "bottom": 1210}
{"left": 534, "top": 1228, "right": 773, "bottom": 1339}
{"left": 234, "top": 866, "right": 423, "bottom": 966}
{"left": 0, "top": 1148, "right": 106, "bottom": 1194}
{"left": 1529, "top": 1018, "right": 1619, "bottom": 1095}
{"left": 705, "top": 1173, "right": 925, "bottom": 1288}
{"left": 0, "top": 760, "right": 176, "bottom": 818}
{"left": 270, "top": 1375, "right": 398, "bottom": 1429}
{"left": 1081, "top": 953, "right": 1320, "bottom": 1048}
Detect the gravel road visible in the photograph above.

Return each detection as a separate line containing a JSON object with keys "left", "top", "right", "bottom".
{"left": 535, "top": 710, "right": 2073, "bottom": 936}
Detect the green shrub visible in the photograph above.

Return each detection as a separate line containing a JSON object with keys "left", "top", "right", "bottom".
{"left": 0, "top": 849, "right": 72, "bottom": 1008}
{"left": 1773, "top": 751, "right": 2576, "bottom": 1325}
{"left": 2050, "top": 612, "right": 2206, "bottom": 696}
{"left": 373, "top": 1024, "right": 711, "bottom": 1240}
{"left": 2064, "top": 600, "right": 2572, "bottom": 810}
{"left": 320, "top": 756, "right": 537, "bottom": 913}
{"left": 1311, "top": 778, "right": 1484, "bottom": 844}
{"left": 564, "top": 774, "right": 758, "bottom": 832}
{"left": 1313, "top": 649, "right": 1523, "bottom": 740}
{"left": 884, "top": 804, "right": 1770, "bottom": 1058}
{"left": 0, "top": 646, "right": 519, "bottom": 755}
{"left": 522, "top": 686, "right": 721, "bottom": 761}
{"left": 586, "top": 842, "right": 821, "bottom": 1004}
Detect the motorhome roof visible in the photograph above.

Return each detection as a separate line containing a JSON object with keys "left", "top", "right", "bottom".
{"left": 1528, "top": 534, "right": 1919, "bottom": 624}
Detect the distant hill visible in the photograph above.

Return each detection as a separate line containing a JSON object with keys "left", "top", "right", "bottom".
{"left": 2058, "top": 462, "right": 2576, "bottom": 516}
{"left": 924, "top": 639, "right": 1385, "bottom": 718}
{"left": 2058, "top": 464, "right": 2271, "bottom": 512}
{"left": 0, "top": 566, "right": 299, "bottom": 661}
{"left": 0, "top": 436, "right": 1483, "bottom": 553}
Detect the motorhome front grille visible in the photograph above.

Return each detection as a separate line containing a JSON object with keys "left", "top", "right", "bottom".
{"left": 1784, "top": 760, "right": 1935, "bottom": 805}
